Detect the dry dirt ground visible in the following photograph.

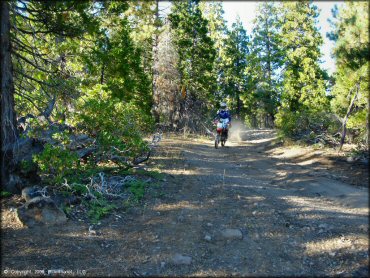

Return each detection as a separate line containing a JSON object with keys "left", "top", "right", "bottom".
{"left": 1, "top": 129, "right": 369, "bottom": 277}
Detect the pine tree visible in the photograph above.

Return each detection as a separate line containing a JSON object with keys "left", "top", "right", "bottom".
{"left": 276, "top": 1, "right": 329, "bottom": 136}
{"left": 81, "top": 2, "right": 152, "bottom": 114}
{"left": 328, "top": 2, "right": 369, "bottom": 146}
{"left": 244, "top": 2, "right": 283, "bottom": 127}
{"left": 124, "top": 1, "right": 165, "bottom": 123}
{"left": 223, "top": 16, "right": 249, "bottom": 119}
{"left": 199, "top": 2, "right": 228, "bottom": 103}
{"left": 169, "top": 0, "right": 216, "bottom": 130}
{"left": 1, "top": 0, "right": 96, "bottom": 191}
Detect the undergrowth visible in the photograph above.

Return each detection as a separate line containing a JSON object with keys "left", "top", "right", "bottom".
{"left": 58, "top": 167, "right": 164, "bottom": 223}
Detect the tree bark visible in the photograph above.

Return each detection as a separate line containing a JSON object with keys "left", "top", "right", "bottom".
{"left": 339, "top": 82, "right": 360, "bottom": 151}
{"left": 151, "top": 0, "right": 160, "bottom": 124}
{"left": 1, "top": 1, "right": 18, "bottom": 192}
{"left": 367, "top": 82, "right": 370, "bottom": 147}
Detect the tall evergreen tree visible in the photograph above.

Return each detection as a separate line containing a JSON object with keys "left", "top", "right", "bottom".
{"left": 244, "top": 2, "right": 283, "bottom": 127}
{"left": 1, "top": 0, "right": 96, "bottom": 191}
{"left": 199, "top": 2, "right": 228, "bottom": 104}
{"left": 276, "top": 1, "right": 329, "bottom": 136}
{"left": 125, "top": 1, "right": 165, "bottom": 123}
{"left": 169, "top": 0, "right": 216, "bottom": 130}
{"left": 223, "top": 16, "right": 249, "bottom": 119}
{"left": 328, "top": 2, "right": 369, "bottom": 145}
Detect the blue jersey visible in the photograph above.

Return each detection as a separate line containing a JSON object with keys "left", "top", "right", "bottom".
{"left": 216, "top": 109, "right": 231, "bottom": 122}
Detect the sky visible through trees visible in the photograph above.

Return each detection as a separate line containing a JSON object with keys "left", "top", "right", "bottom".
{"left": 160, "top": 1, "right": 342, "bottom": 74}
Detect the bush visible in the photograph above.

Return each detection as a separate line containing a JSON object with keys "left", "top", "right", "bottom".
{"left": 33, "top": 143, "right": 79, "bottom": 184}
{"left": 128, "top": 180, "right": 147, "bottom": 202}
{"left": 275, "top": 108, "right": 332, "bottom": 138}
{"left": 85, "top": 197, "right": 117, "bottom": 223}
{"left": 71, "top": 84, "right": 153, "bottom": 165}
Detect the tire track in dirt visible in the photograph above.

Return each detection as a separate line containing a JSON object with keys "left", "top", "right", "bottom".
{"left": 144, "top": 130, "right": 368, "bottom": 276}
{"left": 1, "top": 130, "right": 368, "bottom": 277}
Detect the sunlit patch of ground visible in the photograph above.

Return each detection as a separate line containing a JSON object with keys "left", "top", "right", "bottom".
{"left": 153, "top": 201, "right": 201, "bottom": 212}
{"left": 304, "top": 235, "right": 368, "bottom": 255}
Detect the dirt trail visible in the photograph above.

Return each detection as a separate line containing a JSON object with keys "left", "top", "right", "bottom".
{"left": 1, "top": 130, "right": 369, "bottom": 277}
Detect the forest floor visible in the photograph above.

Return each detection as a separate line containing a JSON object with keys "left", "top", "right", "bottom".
{"left": 1, "top": 129, "right": 369, "bottom": 277}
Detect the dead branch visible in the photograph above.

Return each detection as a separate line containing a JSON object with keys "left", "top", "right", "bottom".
{"left": 339, "top": 81, "right": 361, "bottom": 151}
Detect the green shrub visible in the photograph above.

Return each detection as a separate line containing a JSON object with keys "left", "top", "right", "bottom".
{"left": 128, "top": 180, "right": 147, "bottom": 202}
{"left": 71, "top": 84, "right": 153, "bottom": 166}
{"left": 20, "top": 159, "right": 37, "bottom": 173}
{"left": 1, "top": 191, "right": 12, "bottom": 198}
{"left": 33, "top": 143, "right": 79, "bottom": 184}
{"left": 275, "top": 108, "right": 332, "bottom": 138}
{"left": 86, "top": 198, "right": 117, "bottom": 223}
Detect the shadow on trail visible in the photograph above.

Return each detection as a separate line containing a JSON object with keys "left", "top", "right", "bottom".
{"left": 1, "top": 131, "right": 368, "bottom": 277}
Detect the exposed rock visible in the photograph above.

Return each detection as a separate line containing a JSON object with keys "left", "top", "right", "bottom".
{"left": 21, "top": 186, "right": 42, "bottom": 201}
{"left": 318, "top": 223, "right": 329, "bottom": 229}
{"left": 346, "top": 156, "right": 355, "bottom": 163}
{"left": 204, "top": 235, "right": 212, "bottom": 242}
{"left": 172, "top": 254, "right": 192, "bottom": 265}
{"left": 220, "top": 228, "right": 243, "bottom": 240}
{"left": 50, "top": 193, "right": 80, "bottom": 207}
{"left": 15, "top": 196, "right": 67, "bottom": 227}
{"left": 76, "top": 147, "right": 96, "bottom": 160}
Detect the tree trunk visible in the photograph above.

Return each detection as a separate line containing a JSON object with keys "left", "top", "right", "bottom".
{"left": 151, "top": 0, "right": 160, "bottom": 124}
{"left": 1, "top": 1, "right": 18, "bottom": 192}
{"left": 339, "top": 82, "right": 360, "bottom": 151}
{"left": 367, "top": 82, "right": 370, "bottom": 147}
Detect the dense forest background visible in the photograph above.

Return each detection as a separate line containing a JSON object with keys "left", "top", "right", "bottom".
{"left": 1, "top": 0, "right": 369, "bottom": 193}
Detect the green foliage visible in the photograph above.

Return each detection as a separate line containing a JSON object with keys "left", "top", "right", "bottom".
{"left": 10, "top": 0, "right": 369, "bottom": 200}
{"left": 33, "top": 143, "right": 79, "bottom": 184}
{"left": 72, "top": 84, "right": 152, "bottom": 165}
{"left": 328, "top": 2, "right": 369, "bottom": 145}
{"left": 128, "top": 180, "right": 148, "bottom": 202}
{"left": 52, "top": 131, "right": 71, "bottom": 145}
{"left": 275, "top": 108, "right": 332, "bottom": 137}
{"left": 223, "top": 16, "right": 250, "bottom": 117}
{"left": 20, "top": 159, "right": 37, "bottom": 173}
{"left": 1, "top": 191, "right": 12, "bottom": 198}
{"left": 199, "top": 2, "right": 228, "bottom": 103}
{"left": 62, "top": 204, "right": 73, "bottom": 216}
{"left": 11, "top": 1, "right": 98, "bottom": 120}
{"left": 66, "top": 183, "right": 88, "bottom": 196}
{"left": 169, "top": 0, "right": 216, "bottom": 107}
{"left": 244, "top": 2, "right": 283, "bottom": 127}
{"left": 86, "top": 198, "right": 117, "bottom": 223}
{"left": 328, "top": 2, "right": 369, "bottom": 71}
{"left": 277, "top": 1, "right": 330, "bottom": 136}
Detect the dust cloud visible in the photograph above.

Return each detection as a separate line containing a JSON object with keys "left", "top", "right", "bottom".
{"left": 229, "top": 120, "right": 249, "bottom": 142}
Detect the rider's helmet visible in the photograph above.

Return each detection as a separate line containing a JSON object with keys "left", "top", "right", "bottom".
{"left": 220, "top": 102, "right": 227, "bottom": 110}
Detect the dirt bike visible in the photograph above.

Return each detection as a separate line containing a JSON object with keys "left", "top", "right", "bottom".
{"left": 214, "top": 118, "right": 230, "bottom": 149}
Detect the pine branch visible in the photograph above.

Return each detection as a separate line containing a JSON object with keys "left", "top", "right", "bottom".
{"left": 14, "top": 88, "right": 43, "bottom": 114}
{"left": 14, "top": 68, "right": 59, "bottom": 87}
{"left": 12, "top": 51, "right": 58, "bottom": 74}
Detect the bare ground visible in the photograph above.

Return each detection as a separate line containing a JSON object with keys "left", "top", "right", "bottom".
{"left": 1, "top": 129, "right": 369, "bottom": 277}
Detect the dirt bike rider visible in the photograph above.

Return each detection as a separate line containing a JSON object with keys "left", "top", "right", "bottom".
{"left": 214, "top": 102, "right": 232, "bottom": 138}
